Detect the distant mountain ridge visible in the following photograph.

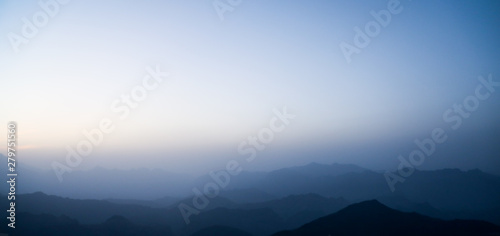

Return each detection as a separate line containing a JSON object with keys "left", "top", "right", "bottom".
{"left": 0, "top": 212, "right": 174, "bottom": 236}
{"left": 6, "top": 162, "right": 500, "bottom": 232}
{"left": 4, "top": 196, "right": 499, "bottom": 236}
{"left": 105, "top": 195, "right": 180, "bottom": 208}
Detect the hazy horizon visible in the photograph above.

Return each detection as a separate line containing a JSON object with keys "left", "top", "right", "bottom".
{"left": 2, "top": 1, "right": 500, "bottom": 177}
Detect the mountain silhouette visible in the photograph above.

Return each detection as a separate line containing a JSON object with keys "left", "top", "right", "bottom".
{"left": 105, "top": 195, "right": 180, "bottom": 208}
{"left": 272, "top": 200, "right": 500, "bottom": 236}
{"left": 219, "top": 188, "right": 276, "bottom": 203}
{"left": 184, "top": 207, "right": 283, "bottom": 236}
{"left": 6, "top": 162, "right": 500, "bottom": 235}
{"left": 238, "top": 193, "right": 350, "bottom": 228}
{"left": 0, "top": 212, "right": 173, "bottom": 236}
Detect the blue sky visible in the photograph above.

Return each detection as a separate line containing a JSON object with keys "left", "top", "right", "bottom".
{"left": 1, "top": 0, "right": 499, "bottom": 174}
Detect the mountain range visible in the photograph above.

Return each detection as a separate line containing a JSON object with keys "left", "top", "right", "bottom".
{"left": 1, "top": 162, "right": 499, "bottom": 235}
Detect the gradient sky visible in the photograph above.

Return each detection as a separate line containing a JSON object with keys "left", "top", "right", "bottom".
{"left": 1, "top": 0, "right": 499, "bottom": 174}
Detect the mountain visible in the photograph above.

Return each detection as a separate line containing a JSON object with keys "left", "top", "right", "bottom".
{"left": 7, "top": 192, "right": 180, "bottom": 226}
{"left": 250, "top": 167, "right": 389, "bottom": 199}
{"left": 175, "top": 195, "right": 238, "bottom": 211}
{"left": 7, "top": 162, "right": 500, "bottom": 234}
{"left": 232, "top": 164, "right": 500, "bottom": 224}
{"left": 192, "top": 163, "right": 366, "bottom": 197}
{"left": 229, "top": 163, "right": 384, "bottom": 199}
{"left": 272, "top": 200, "right": 500, "bottom": 236}
{"left": 284, "top": 162, "right": 366, "bottom": 177}
{"left": 0, "top": 212, "right": 174, "bottom": 236}
{"left": 10, "top": 192, "right": 280, "bottom": 235}
{"left": 238, "top": 193, "right": 350, "bottom": 228}
{"left": 14, "top": 167, "right": 194, "bottom": 200}
{"left": 396, "top": 168, "right": 500, "bottom": 211}
{"left": 90, "top": 215, "right": 173, "bottom": 236}
{"left": 376, "top": 195, "right": 443, "bottom": 219}
{"left": 183, "top": 207, "right": 283, "bottom": 236}
{"left": 15, "top": 162, "right": 500, "bottom": 218}
{"left": 219, "top": 188, "right": 276, "bottom": 203}
{"left": 105, "top": 195, "right": 180, "bottom": 208}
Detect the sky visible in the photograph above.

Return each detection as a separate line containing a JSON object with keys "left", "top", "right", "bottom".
{"left": 0, "top": 0, "right": 499, "bottom": 175}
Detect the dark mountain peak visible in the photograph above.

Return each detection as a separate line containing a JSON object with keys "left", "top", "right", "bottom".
{"left": 273, "top": 200, "right": 500, "bottom": 236}
{"left": 344, "top": 199, "right": 386, "bottom": 209}
{"left": 333, "top": 199, "right": 395, "bottom": 218}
